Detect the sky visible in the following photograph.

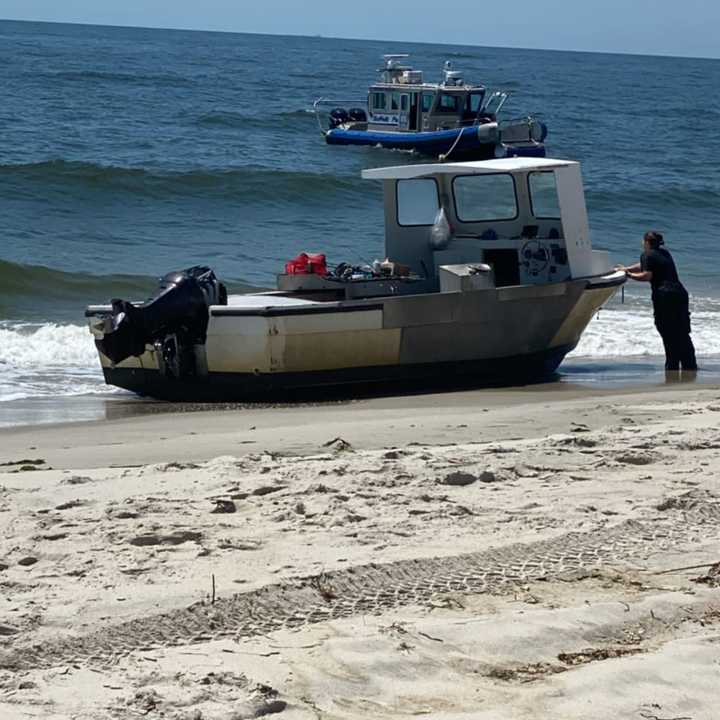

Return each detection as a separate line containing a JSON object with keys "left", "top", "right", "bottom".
{"left": 2, "top": 0, "right": 719, "bottom": 59}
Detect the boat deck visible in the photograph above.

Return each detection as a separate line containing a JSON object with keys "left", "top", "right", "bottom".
{"left": 226, "top": 293, "right": 322, "bottom": 309}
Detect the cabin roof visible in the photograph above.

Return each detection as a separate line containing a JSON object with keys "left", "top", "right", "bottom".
{"left": 370, "top": 83, "right": 485, "bottom": 92}
{"left": 361, "top": 157, "right": 578, "bottom": 180}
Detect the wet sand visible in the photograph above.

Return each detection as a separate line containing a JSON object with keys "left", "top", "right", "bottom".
{"left": 0, "top": 376, "right": 716, "bottom": 470}
{"left": 3, "top": 354, "right": 720, "bottom": 431}
{"left": 1, "top": 380, "right": 719, "bottom": 719}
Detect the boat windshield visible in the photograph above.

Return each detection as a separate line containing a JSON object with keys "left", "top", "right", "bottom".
{"left": 436, "top": 93, "right": 462, "bottom": 113}
{"left": 453, "top": 174, "right": 518, "bottom": 222}
{"left": 467, "top": 92, "right": 485, "bottom": 114}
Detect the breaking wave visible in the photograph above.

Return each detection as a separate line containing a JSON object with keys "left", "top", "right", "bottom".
{"left": 0, "top": 258, "right": 157, "bottom": 321}
{"left": 0, "top": 258, "right": 260, "bottom": 321}
{"left": 0, "top": 322, "right": 108, "bottom": 402}
{"left": 0, "top": 160, "right": 364, "bottom": 201}
{"left": 0, "top": 322, "right": 96, "bottom": 369}
{"left": 572, "top": 305, "right": 720, "bottom": 358}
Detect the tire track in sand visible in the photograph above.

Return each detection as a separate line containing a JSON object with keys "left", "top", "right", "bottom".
{"left": 2, "top": 491, "right": 718, "bottom": 670}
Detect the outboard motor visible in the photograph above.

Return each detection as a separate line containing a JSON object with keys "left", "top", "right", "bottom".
{"left": 347, "top": 107, "right": 367, "bottom": 123}
{"left": 95, "top": 266, "right": 227, "bottom": 377}
{"left": 328, "top": 107, "right": 349, "bottom": 129}
{"left": 530, "top": 120, "right": 549, "bottom": 143}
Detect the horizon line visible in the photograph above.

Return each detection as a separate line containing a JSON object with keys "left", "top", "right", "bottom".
{"left": 1, "top": 16, "right": 719, "bottom": 62}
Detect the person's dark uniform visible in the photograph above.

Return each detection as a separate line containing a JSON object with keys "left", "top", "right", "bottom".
{"left": 640, "top": 246, "right": 697, "bottom": 370}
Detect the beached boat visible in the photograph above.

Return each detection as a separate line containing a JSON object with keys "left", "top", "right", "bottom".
{"left": 86, "top": 157, "right": 625, "bottom": 400}
{"left": 314, "top": 55, "right": 547, "bottom": 160}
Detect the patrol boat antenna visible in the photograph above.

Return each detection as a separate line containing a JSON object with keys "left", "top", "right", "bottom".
{"left": 442, "top": 60, "right": 464, "bottom": 87}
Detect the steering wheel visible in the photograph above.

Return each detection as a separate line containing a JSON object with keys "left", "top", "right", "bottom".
{"left": 520, "top": 240, "right": 550, "bottom": 277}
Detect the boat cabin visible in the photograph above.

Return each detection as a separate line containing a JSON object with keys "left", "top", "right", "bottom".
{"left": 87, "top": 154, "right": 623, "bottom": 401}
{"left": 315, "top": 53, "right": 546, "bottom": 159}
{"left": 366, "top": 55, "right": 504, "bottom": 133}
{"left": 362, "top": 157, "right": 610, "bottom": 289}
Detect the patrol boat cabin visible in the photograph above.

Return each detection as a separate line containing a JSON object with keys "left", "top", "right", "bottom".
{"left": 316, "top": 55, "right": 546, "bottom": 159}
{"left": 366, "top": 55, "right": 494, "bottom": 132}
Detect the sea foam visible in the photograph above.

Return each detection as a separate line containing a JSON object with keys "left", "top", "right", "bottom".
{"left": 572, "top": 305, "right": 720, "bottom": 358}
{"left": 0, "top": 322, "right": 98, "bottom": 368}
{"left": 0, "top": 322, "right": 108, "bottom": 402}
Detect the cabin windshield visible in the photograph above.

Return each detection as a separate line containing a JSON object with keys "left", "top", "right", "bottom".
{"left": 452, "top": 174, "right": 518, "bottom": 222}
{"left": 436, "top": 93, "right": 462, "bottom": 113}
{"left": 467, "top": 92, "right": 485, "bottom": 114}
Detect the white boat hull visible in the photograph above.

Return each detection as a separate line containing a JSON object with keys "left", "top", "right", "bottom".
{"left": 91, "top": 273, "right": 623, "bottom": 400}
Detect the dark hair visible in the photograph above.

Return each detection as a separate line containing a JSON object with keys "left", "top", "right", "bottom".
{"left": 644, "top": 230, "right": 664, "bottom": 249}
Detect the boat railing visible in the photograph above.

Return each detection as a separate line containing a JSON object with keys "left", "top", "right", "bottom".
{"left": 499, "top": 114, "right": 539, "bottom": 127}
{"left": 313, "top": 97, "right": 368, "bottom": 134}
{"left": 482, "top": 91, "right": 509, "bottom": 117}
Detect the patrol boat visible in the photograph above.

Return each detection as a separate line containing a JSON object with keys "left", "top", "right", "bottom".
{"left": 86, "top": 157, "right": 625, "bottom": 401}
{"left": 314, "top": 55, "right": 547, "bottom": 160}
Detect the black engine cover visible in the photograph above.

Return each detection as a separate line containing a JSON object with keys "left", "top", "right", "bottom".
{"left": 96, "top": 266, "right": 226, "bottom": 366}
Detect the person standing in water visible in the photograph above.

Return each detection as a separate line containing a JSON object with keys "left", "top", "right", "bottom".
{"left": 618, "top": 231, "right": 697, "bottom": 371}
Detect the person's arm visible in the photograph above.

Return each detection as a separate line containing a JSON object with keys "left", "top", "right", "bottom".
{"left": 626, "top": 252, "right": 654, "bottom": 282}
{"left": 626, "top": 269, "right": 652, "bottom": 282}
{"left": 614, "top": 262, "right": 642, "bottom": 272}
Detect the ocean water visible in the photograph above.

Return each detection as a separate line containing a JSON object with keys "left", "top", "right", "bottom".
{"left": 1, "top": 19, "right": 719, "bottom": 410}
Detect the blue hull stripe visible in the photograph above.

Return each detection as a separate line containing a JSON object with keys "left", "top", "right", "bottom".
{"left": 326, "top": 126, "right": 482, "bottom": 154}
{"left": 325, "top": 126, "right": 546, "bottom": 158}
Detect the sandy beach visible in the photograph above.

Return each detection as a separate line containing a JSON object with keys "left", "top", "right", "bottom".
{"left": 1, "top": 382, "right": 719, "bottom": 719}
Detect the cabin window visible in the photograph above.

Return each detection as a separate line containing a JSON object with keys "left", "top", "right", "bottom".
{"left": 452, "top": 173, "right": 518, "bottom": 222}
{"left": 437, "top": 93, "right": 462, "bottom": 113}
{"left": 396, "top": 178, "right": 440, "bottom": 226}
{"left": 372, "top": 92, "right": 387, "bottom": 110}
{"left": 467, "top": 92, "right": 485, "bottom": 114}
{"left": 421, "top": 93, "right": 434, "bottom": 112}
{"left": 391, "top": 92, "right": 400, "bottom": 111}
{"left": 400, "top": 94, "right": 409, "bottom": 111}
{"left": 528, "top": 172, "right": 561, "bottom": 219}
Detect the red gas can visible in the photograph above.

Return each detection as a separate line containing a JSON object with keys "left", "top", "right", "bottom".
{"left": 284, "top": 253, "right": 327, "bottom": 275}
